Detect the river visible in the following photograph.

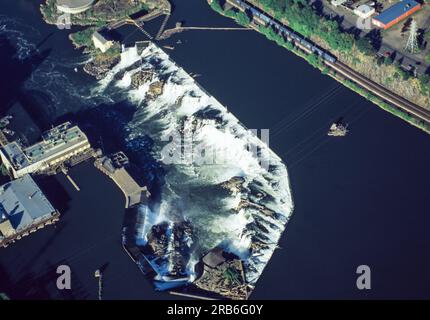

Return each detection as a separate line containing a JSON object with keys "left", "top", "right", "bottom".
{"left": 1, "top": 0, "right": 430, "bottom": 299}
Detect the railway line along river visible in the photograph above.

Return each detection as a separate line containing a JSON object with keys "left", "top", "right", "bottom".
{"left": 1, "top": 0, "right": 430, "bottom": 299}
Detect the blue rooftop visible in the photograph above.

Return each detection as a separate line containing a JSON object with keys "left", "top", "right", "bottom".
{"left": 1, "top": 142, "right": 29, "bottom": 169}
{"left": 0, "top": 174, "right": 56, "bottom": 232}
{"left": 374, "top": 0, "right": 421, "bottom": 25}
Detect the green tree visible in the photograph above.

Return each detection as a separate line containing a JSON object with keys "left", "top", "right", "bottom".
{"left": 356, "top": 38, "right": 374, "bottom": 55}
{"left": 236, "top": 11, "right": 251, "bottom": 26}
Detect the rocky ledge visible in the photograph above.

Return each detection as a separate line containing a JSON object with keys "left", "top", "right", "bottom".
{"left": 83, "top": 55, "right": 120, "bottom": 80}
{"left": 194, "top": 248, "right": 249, "bottom": 300}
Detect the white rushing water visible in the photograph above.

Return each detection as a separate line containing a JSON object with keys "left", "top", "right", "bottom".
{"left": 98, "top": 43, "right": 294, "bottom": 286}
{"left": 1, "top": 14, "right": 294, "bottom": 289}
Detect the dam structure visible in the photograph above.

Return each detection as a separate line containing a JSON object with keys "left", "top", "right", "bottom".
{"left": 96, "top": 42, "right": 294, "bottom": 299}
{"left": 94, "top": 152, "right": 149, "bottom": 208}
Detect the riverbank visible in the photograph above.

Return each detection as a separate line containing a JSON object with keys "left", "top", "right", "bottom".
{"left": 4, "top": 0, "right": 430, "bottom": 299}
{"left": 209, "top": 0, "right": 430, "bottom": 134}
{"left": 39, "top": 0, "right": 170, "bottom": 79}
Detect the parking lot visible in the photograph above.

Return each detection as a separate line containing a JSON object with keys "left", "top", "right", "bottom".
{"left": 321, "top": 0, "right": 430, "bottom": 74}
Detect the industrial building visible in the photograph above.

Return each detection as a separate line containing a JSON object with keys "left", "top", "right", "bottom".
{"left": 0, "top": 174, "right": 59, "bottom": 247}
{"left": 0, "top": 122, "right": 91, "bottom": 178}
{"left": 56, "top": 0, "right": 95, "bottom": 14}
{"left": 372, "top": 0, "right": 422, "bottom": 29}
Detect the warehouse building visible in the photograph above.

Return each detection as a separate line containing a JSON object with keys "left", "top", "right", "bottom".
{"left": 0, "top": 122, "right": 91, "bottom": 178}
{"left": 0, "top": 174, "right": 59, "bottom": 247}
{"left": 372, "top": 0, "right": 422, "bottom": 30}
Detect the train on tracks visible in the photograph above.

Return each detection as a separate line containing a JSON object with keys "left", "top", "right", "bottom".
{"left": 231, "top": 0, "right": 337, "bottom": 63}
{"left": 226, "top": 0, "right": 430, "bottom": 126}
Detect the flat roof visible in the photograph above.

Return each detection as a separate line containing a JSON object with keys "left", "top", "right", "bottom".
{"left": 1, "top": 142, "right": 30, "bottom": 169}
{"left": 25, "top": 122, "right": 88, "bottom": 163}
{"left": 355, "top": 4, "right": 374, "bottom": 13}
{"left": 56, "top": 0, "right": 94, "bottom": 9}
{"left": 92, "top": 31, "right": 110, "bottom": 45}
{"left": 0, "top": 122, "right": 88, "bottom": 170}
{"left": 331, "top": 0, "right": 347, "bottom": 6}
{"left": 0, "top": 174, "right": 56, "bottom": 231}
{"left": 373, "top": 0, "right": 421, "bottom": 25}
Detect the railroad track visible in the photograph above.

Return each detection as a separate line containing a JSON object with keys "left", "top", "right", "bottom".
{"left": 232, "top": 0, "right": 430, "bottom": 127}
{"left": 329, "top": 61, "right": 430, "bottom": 124}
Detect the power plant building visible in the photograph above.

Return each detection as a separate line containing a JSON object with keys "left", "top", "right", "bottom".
{"left": 0, "top": 122, "right": 91, "bottom": 178}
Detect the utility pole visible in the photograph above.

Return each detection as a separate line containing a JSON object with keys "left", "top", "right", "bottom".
{"left": 94, "top": 269, "right": 103, "bottom": 300}
{"left": 405, "top": 19, "right": 419, "bottom": 54}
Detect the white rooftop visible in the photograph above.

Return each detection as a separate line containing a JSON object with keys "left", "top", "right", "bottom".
{"left": 25, "top": 122, "right": 87, "bottom": 163}
{"left": 0, "top": 122, "right": 88, "bottom": 170}
{"left": 56, "top": 0, "right": 94, "bottom": 9}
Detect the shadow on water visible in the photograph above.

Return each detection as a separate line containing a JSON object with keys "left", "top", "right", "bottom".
{"left": 0, "top": 260, "right": 90, "bottom": 299}
{"left": 0, "top": 33, "right": 51, "bottom": 118}
{"left": 23, "top": 223, "right": 67, "bottom": 267}
{"left": 35, "top": 175, "right": 71, "bottom": 215}
{"left": 55, "top": 100, "right": 166, "bottom": 204}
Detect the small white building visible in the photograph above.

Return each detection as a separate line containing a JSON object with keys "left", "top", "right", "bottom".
{"left": 92, "top": 31, "right": 113, "bottom": 53}
{"left": 353, "top": 4, "right": 375, "bottom": 19}
{"left": 331, "top": 0, "right": 347, "bottom": 7}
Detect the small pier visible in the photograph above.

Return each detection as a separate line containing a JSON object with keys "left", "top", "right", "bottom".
{"left": 60, "top": 165, "right": 80, "bottom": 191}
{"left": 158, "top": 26, "right": 251, "bottom": 40}
{"left": 106, "top": 4, "right": 172, "bottom": 41}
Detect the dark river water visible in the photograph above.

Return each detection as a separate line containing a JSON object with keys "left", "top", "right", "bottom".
{"left": 1, "top": 0, "right": 430, "bottom": 299}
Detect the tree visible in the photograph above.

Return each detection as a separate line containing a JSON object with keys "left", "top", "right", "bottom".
{"left": 418, "top": 74, "right": 430, "bottom": 95}
{"left": 236, "top": 11, "right": 251, "bottom": 26}
{"left": 356, "top": 37, "right": 374, "bottom": 55}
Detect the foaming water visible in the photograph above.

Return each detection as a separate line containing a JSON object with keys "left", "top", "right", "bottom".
{"left": 99, "top": 44, "right": 294, "bottom": 286}
{"left": 1, "top": 14, "right": 294, "bottom": 288}
{"left": 0, "top": 15, "right": 104, "bottom": 115}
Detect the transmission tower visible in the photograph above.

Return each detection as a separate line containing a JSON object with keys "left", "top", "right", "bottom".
{"left": 405, "top": 19, "right": 419, "bottom": 54}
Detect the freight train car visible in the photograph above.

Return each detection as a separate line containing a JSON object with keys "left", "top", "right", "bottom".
{"left": 231, "top": 0, "right": 337, "bottom": 63}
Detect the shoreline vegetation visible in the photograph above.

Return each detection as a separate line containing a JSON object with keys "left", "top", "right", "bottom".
{"left": 39, "top": 0, "right": 165, "bottom": 78}
{"left": 209, "top": 0, "right": 430, "bottom": 133}
{"left": 39, "top": 1, "right": 253, "bottom": 300}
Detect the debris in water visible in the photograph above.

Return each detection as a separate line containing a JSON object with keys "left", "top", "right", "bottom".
{"left": 328, "top": 121, "right": 348, "bottom": 137}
